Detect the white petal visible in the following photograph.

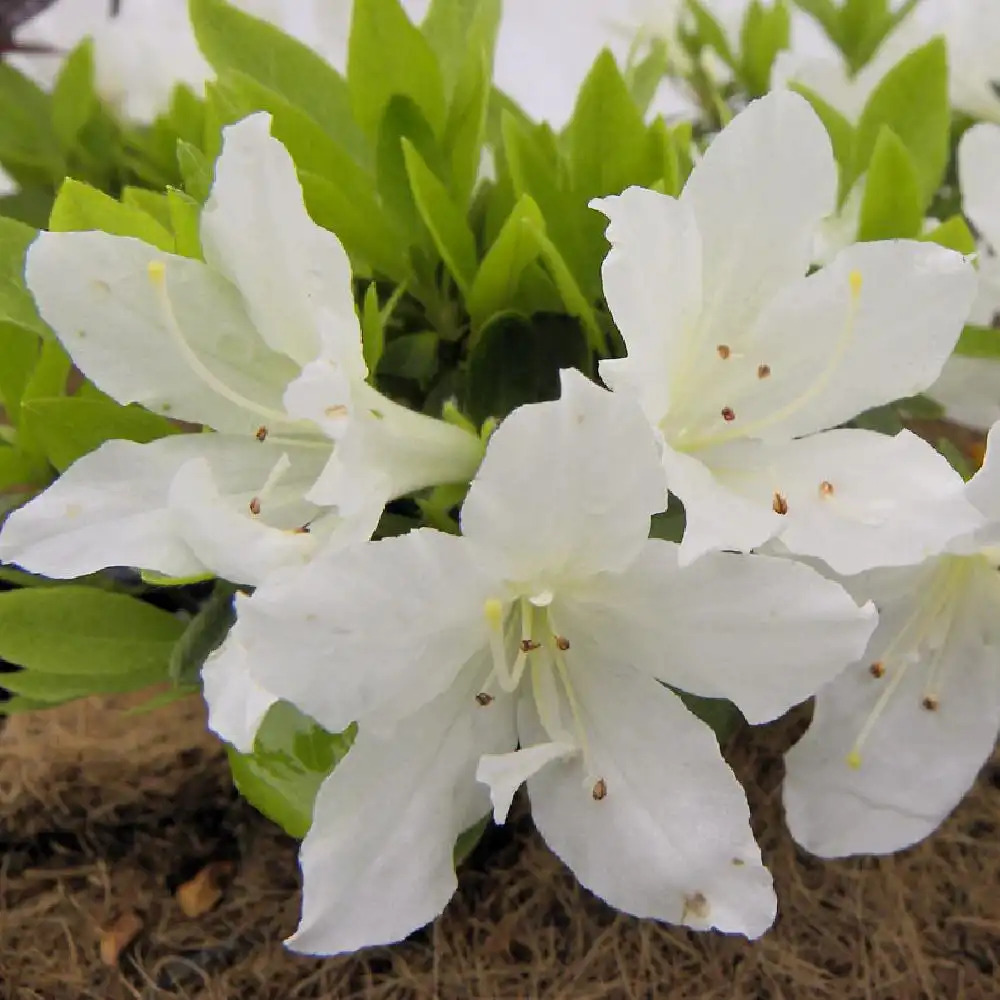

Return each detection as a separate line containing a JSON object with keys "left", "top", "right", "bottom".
{"left": 679, "top": 91, "right": 836, "bottom": 349}
{"left": 202, "top": 626, "right": 277, "bottom": 753}
{"left": 744, "top": 430, "right": 984, "bottom": 574}
{"left": 168, "top": 455, "right": 376, "bottom": 588}
{"left": 234, "top": 529, "right": 497, "bottom": 734}
{"left": 202, "top": 114, "right": 363, "bottom": 370}
{"left": 460, "top": 370, "right": 667, "bottom": 585}
{"left": 476, "top": 740, "right": 577, "bottom": 823}
{"left": 926, "top": 355, "right": 1000, "bottom": 433}
{"left": 660, "top": 441, "right": 783, "bottom": 564}
{"left": 289, "top": 668, "right": 517, "bottom": 956}
{"left": 964, "top": 420, "right": 1000, "bottom": 529}
{"left": 555, "top": 539, "right": 876, "bottom": 725}
{"left": 522, "top": 662, "right": 776, "bottom": 937}
{"left": 592, "top": 188, "right": 702, "bottom": 424}
{"left": 959, "top": 123, "right": 1000, "bottom": 252}
{"left": 25, "top": 232, "right": 298, "bottom": 434}
{"left": 785, "top": 556, "right": 1000, "bottom": 857}
{"left": 0, "top": 434, "right": 329, "bottom": 582}
{"left": 728, "top": 240, "right": 976, "bottom": 442}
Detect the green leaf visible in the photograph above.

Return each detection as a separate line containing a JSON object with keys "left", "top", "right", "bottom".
{"left": 122, "top": 187, "right": 174, "bottom": 232}
{"left": 0, "top": 64, "right": 63, "bottom": 174}
{"left": 675, "top": 690, "right": 741, "bottom": 744}
{"left": 442, "top": 45, "right": 490, "bottom": 207}
{"left": 0, "top": 322, "right": 41, "bottom": 424}
{"left": 349, "top": 0, "right": 447, "bottom": 138}
{"left": 465, "top": 312, "right": 590, "bottom": 424}
{"left": 567, "top": 50, "right": 648, "bottom": 201}
{"left": 0, "top": 587, "right": 185, "bottom": 675}
{"left": 0, "top": 217, "right": 50, "bottom": 337}
{"left": 21, "top": 339, "right": 70, "bottom": 405}
{"left": 360, "top": 282, "right": 385, "bottom": 372}
{"left": 421, "top": 0, "right": 501, "bottom": 99}
{"left": 378, "top": 331, "right": 439, "bottom": 387}
{"left": 51, "top": 39, "right": 97, "bottom": 149}
{"left": 168, "top": 583, "right": 237, "bottom": 685}
{"left": 168, "top": 188, "right": 204, "bottom": 258}
{"left": 0, "top": 444, "right": 49, "bottom": 491}
{"left": 20, "top": 397, "right": 182, "bottom": 472}
{"left": 1, "top": 664, "right": 170, "bottom": 701}
{"left": 176, "top": 139, "right": 213, "bottom": 204}
{"left": 789, "top": 83, "right": 854, "bottom": 194}
{"left": 50, "top": 178, "right": 175, "bottom": 251}
{"left": 921, "top": 215, "right": 977, "bottom": 255}
{"left": 227, "top": 701, "right": 356, "bottom": 838}
{"left": 454, "top": 814, "right": 489, "bottom": 866}
{"left": 468, "top": 194, "right": 543, "bottom": 333}
{"left": 688, "top": 1, "right": 736, "bottom": 66}
{"left": 856, "top": 127, "right": 922, "bottom": 241}
{"left": 956, "top": 325, "right": 1000, "bottom": 359}
{"left": 739, "top": 0, "right": 791, "bottom": 96}
{"left": 190, "top": 0, "right": 367, "bottom": 162}
{"left": 402, "top": 139, "right": 478, "bottom": 295}
{"left": 851, "top": 38, "right": 950, "bottom": 207}
{"left": 792, "top": 0, "right": 840, "bottom": 47}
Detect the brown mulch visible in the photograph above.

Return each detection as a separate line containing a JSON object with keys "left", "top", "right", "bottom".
{"left": 1, "top": 693, "right": 998, "bottom": 1000}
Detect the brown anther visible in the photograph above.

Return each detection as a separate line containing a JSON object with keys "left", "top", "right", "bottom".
{"left": 716, "top": 344, "right": 731, "bottom": 359}
{"left": 476, "top": 692, "right": 494, "bottom": 707}
{"left": 820, "top": 480, "right": 835, "bottom": 497}
{"left": 757, "top": 363, "right": 771, "bottom": 379}
{"left": 555, "top": 636, "right": 570, "bottom": 651}
{"left": 772, "top": 492, "right": 788, "bottom": 515}
{"left": 922, "top": 695, "right": 940, "bottom": 712}
{"left": 682, "top": 891, "right": 710, "bottom": 920}
{"left": 721, "top": 406, "right": 736, "bottom": 422}
{"left": 869, "top": 661, "right": 885, "bottom": 679}
{"left": 248, "top": 497, "right": 261, "bottom": 516}
{"left": 591, "top": 778, "right": 607, "bottom": 801}
{"left": 294, "top": 524, "right": 312, "bottom": 534}
{"left": 519, "top": 639, "right": 541, "bottom": 653}
{"left": 255, "top": 425, "right": 268, "bottom": 442}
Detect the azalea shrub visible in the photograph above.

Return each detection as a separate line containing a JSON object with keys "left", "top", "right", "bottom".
{"left": 0, "top": 0, "right": 998, "bottom": 956}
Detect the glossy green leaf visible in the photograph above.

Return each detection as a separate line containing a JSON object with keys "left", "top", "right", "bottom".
{"left": 50, "top": 178, "right": 174, "bottom": 251}
{"left": 739, "top": 0, "right": 791, "bottom": 96}
{"left": 1, "top": 664, "right": 170, "bottom": 701}
{"left": 921, "top": 215, "right": 977, "bottom": 255}
{"left": 956, "top": 325, "right": 1000, "bottom": 359}
{"left": 0, "top": 217, "right": 50, "bottom": 337}
{"left": 402, "top": 139, "right": 477, "bottom": 295}
{"left": 851, "top": 38, "right": 949, "bottom": 207}
{"left": 360, "top": 282, "right": 385, "bottom": 372}
{"left": 190, "top": 0, "right": 367, "bottom": 162}
{"left": 856, "top": 127, "right": 922, "bottom": 241}
{"left": 168, "top": 188, "right": 204, "bottom": 258}
{"left": 169, "top": 583, "right": 237, "bottom": 685}
{"left": 468, "top": 194, "right": 543, "bottom": 333}
{"left": 442, "top": 45, "right": 490, "bottom": 207}
{"left": 421, "top": 0, "right": 501, "bottom": 98}
{"left": 349, "top": 0, "right": 447, "bottom": 138}
{"left": 20, "top": 396, "right": 182, "bottom": 472}
{"left": 0, "top": 322, "right": 41, "bottom": 424}
{"left": 379, "top": 331, "right": 439, "bottom": 387}
{"left": 227, "top": 701, "right": 356, "bottom": 839}
{"left": 51, "top": 39, "right": 97, "bottom": 149}
{"left": 0, "top": 64, "right": 63, "bottom": 174}
{"left": 176, "top": 139, "right": 213, "bottom": 204}
{"left": 788, "top": 83, "right": 854, "bottom": 197}
{"left": 0, "top": 587, "right": 186, "bottom": 675}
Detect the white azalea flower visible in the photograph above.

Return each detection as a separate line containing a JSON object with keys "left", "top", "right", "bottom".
{"left": 219, "top": 369, "right": 878, "bottom": 954}
{"left": 784, "top": 421, "right": 1000, "bottom": 857}
{"left": 593, "top": 90, "right": 980, "bottom": 574}
{"left": 0, "top": 112, "right": 481, "bottom": 588}
{"left": 926, "top": 122, "right": 1000, "bottom": 431}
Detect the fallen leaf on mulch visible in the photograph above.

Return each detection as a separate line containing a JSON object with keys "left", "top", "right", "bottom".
{"left": 99, "top": 910, "right": 144, "bottom": 966}
{"left": 175, "top": 860, "right": 236, "bottom": 918}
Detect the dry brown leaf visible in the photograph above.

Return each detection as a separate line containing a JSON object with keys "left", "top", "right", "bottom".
{"left": 98, "top": 910, "right": 143, "bottom": 966}
{"left": 175, "top": 860, "right": 236, "bottom": 918}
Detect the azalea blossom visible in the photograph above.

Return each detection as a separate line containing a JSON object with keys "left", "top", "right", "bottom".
{"left": 784, "top": 420, "right": 1000, "bottom": 857}
{"left": 593, "top": 90, "right": 980, "bottom": 574}
{"left": 925, "top": 122, "right": 1000, "bottom": 431}
{"left": 214, "top": 369, "right": 878, "bottom": 953}
{"left": 0, "top": 112, "right": 481, "bottom": 588}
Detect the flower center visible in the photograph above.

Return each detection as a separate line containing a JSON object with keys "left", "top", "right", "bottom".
{"left": 481, "top": 595, "right": 607, "bottom": 800}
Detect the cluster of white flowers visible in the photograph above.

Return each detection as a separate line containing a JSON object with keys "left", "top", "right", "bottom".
{"left": 2, "top": 0, "right": 1000, "bottom": 960}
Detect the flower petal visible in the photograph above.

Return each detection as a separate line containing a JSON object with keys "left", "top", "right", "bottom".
{"left": 926, "top": 355, "right": 1000, "bottom": 433}
{"left": 476, "top": 740, "right": 577, "bottom": 823}
{"left": 556, "top": 539, "right": 876, "bottom": 725}
{"left": 965, "top": 419, "right": 1000, "bottom": 525}
{"left": 460, "top": 369, "right": 667, "bottom": 585}
{"left": 201, "top": 113, "right": 363, "bottom": 371}
{"left": 289, "top": 668, "right": 516, "bottom": 956}
{"left": 958, "top": 123, "right": 1000, "bottom": 252}
{"left": 0, "top": 434, "right": 329, "bottom": 581}
{"left": 784, "top": 557, "right": 1000, "bottom": 857}
{"left": 234, "top": 529, "right": 497, "bottom": 735}
{"left": 679, "top": 91, "right": 836, "bottom": 348}
{"left": 522, "top": 662, "right": 776, "bottom": 937}
{"left": 25, "top": 231, "right": 297, "bottom": 434}
{"left": 592, "top": 187, "right": 702, "bottom": 424}
{"left": 731, "top": 240, "right": 976, "bottom": 442}
{"left": 202, "top": 623, "right": 278, "bottom": 753}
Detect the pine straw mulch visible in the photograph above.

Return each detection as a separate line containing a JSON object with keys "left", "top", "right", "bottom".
{"left": 1, "top": 692, "right": 998, "bottom": 1000}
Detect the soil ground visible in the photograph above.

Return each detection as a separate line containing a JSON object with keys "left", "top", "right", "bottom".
{"left": 1, "top": 693, "right": 998, "bottom": 1000}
